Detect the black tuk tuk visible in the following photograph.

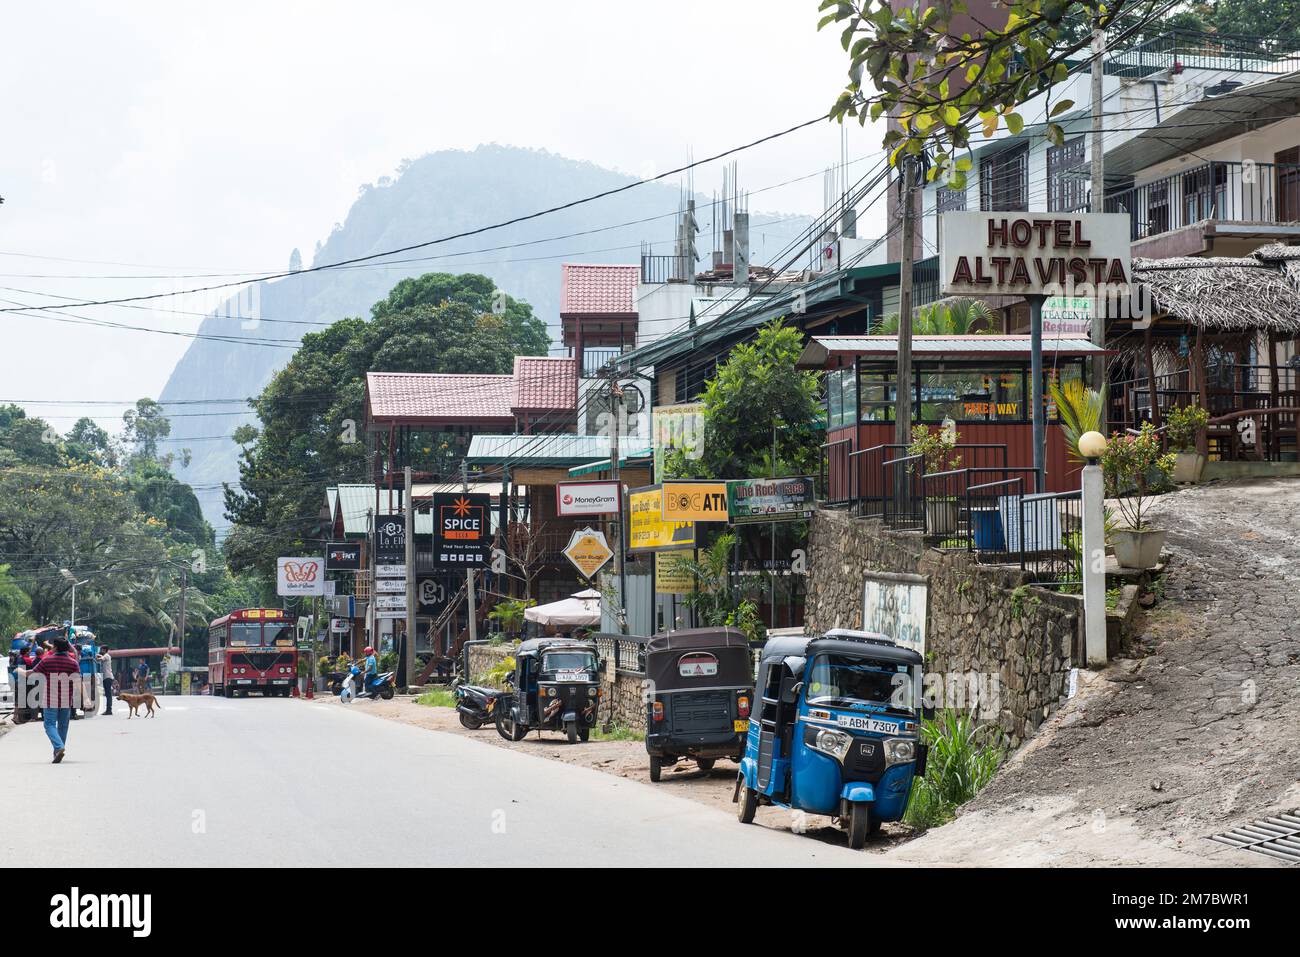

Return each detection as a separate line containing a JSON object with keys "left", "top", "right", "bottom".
{"left": 494, "top": 637, "right": 602, "bottom": 744}
{"left": 644, "top": 627, "right": 755, "bottom": 782}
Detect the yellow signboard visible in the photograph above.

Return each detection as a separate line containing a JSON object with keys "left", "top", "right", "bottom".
{"left": 661, "top": 481, "right": 730, "bottom": 522}
{"left": 628, "top": 485, "right": 696, "bottom": 553}
{"left": 654, "top": 550, "right": 696, "bottom": 595}
{"left": 563, "top": 528, "right": 614, "bottom": 580}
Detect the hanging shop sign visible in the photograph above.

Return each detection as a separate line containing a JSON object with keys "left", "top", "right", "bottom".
{"left": 414, "top": 573, "right": 454, "bottom": 617}
{"left": 324, "top": 541, "right": 363, "bottom": 572}
{"left": 654, "top": 550, "right": 696, "bottom": 595}
{"left": 1042, "top": 295, "right": 1093, "bottom": 337}
{"left": 432, "top": 492, "right": 492, "bottom": 567}
{"left": 939, "top": 212, "right": 1131, "bottom": 298}
{"left": 861, "top": 570, "right": 928, "bottom": 656}
{"left": 330, "top": 618, "right": 350, "bottom": 634}
{"left": 725, "top": 477, "right": 815, "bottom": 524}
{"left": 556, "top": 480, "right": 621, "bottom": 517}
{"left": 563, "top": 528, "right": 614, "bottom": 580}
{"left": 651, "top": 403, "right": 704, "bottom": 483}
{"left": 276, "top": 557, "right": 324, "bottom": 597}
{"left": 374, "top": 563, "right": 406, "bottom": 579}
{"left": 373, "top": 594, "right": 407, "bottom": 619}
{"left": 373, "top": 515, "right": 406, "bottom": 564}
{"left": 373, "top": 577, "right": 406, "bottom": 594}
{"left": 628, "top": 485, "right": 696, "bottom": 553}
{"left": 661, "top": 481, "right": 730, "bottom": 522}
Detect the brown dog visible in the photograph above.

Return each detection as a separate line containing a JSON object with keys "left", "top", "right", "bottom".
{"left": 116, "top": 691, "right": 161, "bottom": 718}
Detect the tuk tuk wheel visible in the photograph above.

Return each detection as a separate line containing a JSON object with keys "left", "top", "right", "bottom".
{"left": 846, "top": 803, "right": 880, "bottom": 849}
{"left": 495, "top": 709, "right": 527, "bottom": 742}
{"left": 697, "top": 758, "right": 716, "bottom": 772}
{"left": 565, "top": 720, "right": 578, "bottom": 744}
{"left": 649, "top": 755, "right": 663, "bottom": 783}
{"left": 736, "top": 779, "right": 757, "bottom": 824}
{"left": 578, "top": 726, "right": 590, "bottom": 742}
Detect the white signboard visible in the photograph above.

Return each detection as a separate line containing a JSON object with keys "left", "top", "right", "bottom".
{"left": 277, "top": 557, "right": 325, "bottom": 596}
{"left": 999, "top": 495, "right": 1062, "bottom": 553}
{"left": 330, "top": 618, "right": 350, "bottom": 634}
{"left": 556, "top": 481, "right": 621, "bottom": 516}
{"left": 375, "top": 564, "right": 406, "bottom": 578}
{"left": 1043, "top": 296, "right": 1093, "bottom": 337}
{"left": 861, "top": 572, "right": 928, "bottom": 656}
{"left": 373, "top": 577, "right": 406, "bottom": 594}
{"left": 939, "top": 212, "right": 1131, "bottom": 298}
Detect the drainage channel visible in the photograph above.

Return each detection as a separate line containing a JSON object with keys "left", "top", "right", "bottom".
{"left": 1209, "top": 811, "right": 1300, "bottom": 865}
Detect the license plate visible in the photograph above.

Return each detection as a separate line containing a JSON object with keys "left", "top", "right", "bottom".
{"left": 272, "top": 679, "right": 289, "bottom": 684}
{"left": 836, "top": 714, "right": 897, "bottom": 735}
{"left": 556, "top": 671, "right": 587, "bottom": 682}
{"left": 733, "top": 719, "right": 749, "bottom": 732}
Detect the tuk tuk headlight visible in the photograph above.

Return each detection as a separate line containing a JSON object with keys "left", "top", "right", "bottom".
{"left": 884, "top": 737, "right": 916, "bottom": 766}
{"left": 813, "top": 729, "right": 853, "bottom": 762}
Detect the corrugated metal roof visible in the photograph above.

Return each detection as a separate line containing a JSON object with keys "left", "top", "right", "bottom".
{"left": 799, "top": 335, "right": 1108, "bottom": 366}
{"left": 467, "top": 433, "right": 650, "bottom": 467}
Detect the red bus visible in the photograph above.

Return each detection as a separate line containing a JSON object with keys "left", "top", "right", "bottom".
{"left": 209, "top": 608, "right": 298, "bottom": 698}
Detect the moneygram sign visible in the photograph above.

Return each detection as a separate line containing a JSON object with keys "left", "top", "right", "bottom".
{"left": 555, "top": 480, "right": 621, "bottom": 517}
{"left": 277, "top": 557, "right": 324, "bottom": 596}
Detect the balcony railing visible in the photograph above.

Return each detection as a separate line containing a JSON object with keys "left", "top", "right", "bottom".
{"left": 640, "top": 253, "right": 692, "bottom": 284}
{"left": 1103, "top": 161, "right": 1300, "bottom": 241}
{"left": 1105, "top": 29, "right": 1300, "bottom": 79}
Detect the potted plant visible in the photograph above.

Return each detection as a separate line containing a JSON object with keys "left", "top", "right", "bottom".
{"left": 1164, "top": 402, "right": 1209, "bottom": 483}
{"left": 908, "top": 424, "right": 962, "bottom": 536}
{"left": 1101, "top": 422, "right": 1175, "bottom": 569}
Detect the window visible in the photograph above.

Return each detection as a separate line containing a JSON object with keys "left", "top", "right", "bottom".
{"left": 858, "top": 368, "right": 897, "bottom": 422}
{"left": 229, "top": 622, "right": 262, "bottom": 646}
{"left": 919, "top": 366, "right": 1025, "bottom": 422}
{"left": 1146, "top": 181, "right": 1170, "bottom": 236}
{"left": 936, "top": 186, "right": 967, "bottom": 212}
{"left": 1047, "top": 137, "right": 1087, "bottom": 211}
{"left": 267, "top": 624, "right": 295, "bottom": 646}
{"left": 1181, "top": 164, "right": 1228, "bottom": 224}
{"left": 826, "top": 368, "right": 858, "bottom": 429}
{"left": 806, "top": 655, "right": 910, "bottom": 707}
{"left": 543, "top": 651, "right": 596, "bottom": 673}
{"left": 980, "top": 143, "right": 1029, "bottom": 211}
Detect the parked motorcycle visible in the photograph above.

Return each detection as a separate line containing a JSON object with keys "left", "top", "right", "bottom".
{"left": 454, "top": 684, "right": 502, "bottom": 730}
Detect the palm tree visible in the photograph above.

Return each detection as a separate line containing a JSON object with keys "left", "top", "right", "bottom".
{"left": 872, "top": 298, "right": 998, "bottom": 336}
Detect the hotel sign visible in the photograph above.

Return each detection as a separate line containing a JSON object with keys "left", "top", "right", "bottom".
{"left": 939, "top": 212, "right": 1131, "bottom": 298}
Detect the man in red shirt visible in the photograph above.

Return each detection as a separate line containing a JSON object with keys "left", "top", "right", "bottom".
{"left": 24, "top": 635, "right": 81, "bottom": 763}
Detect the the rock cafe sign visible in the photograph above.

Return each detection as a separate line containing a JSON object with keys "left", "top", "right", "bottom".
{"left": 939, "top": 212, "right": 1131, "bottom": 298}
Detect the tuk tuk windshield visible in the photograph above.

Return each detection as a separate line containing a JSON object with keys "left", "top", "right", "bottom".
{"left": 542, "top": 650, "right": 596, "bottom": 674}
{"left": 806, "top": 655, "right": 913, "bottom": 710}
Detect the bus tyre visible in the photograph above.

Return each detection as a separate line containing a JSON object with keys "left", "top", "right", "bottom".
{"left": 847, "top": 802, "right": 871, "bottom": 849}
{"left": 566, "top": 720, "right": 578, "bottom": 744}
{"left": 737, "top": 779, "right": 757, "bottom": 824}
{"left": 649, "top": 755, "right": 663, "bottom": 783}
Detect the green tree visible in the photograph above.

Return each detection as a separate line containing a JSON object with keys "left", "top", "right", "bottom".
{"left": 872, "top": 298, "right": 996, "bottom": 336}
{"left": 665, "top": 319, "right": 822, "bottom": 480}
{"left": 122, "top": 398, "right": 176, "bottom": 464}
{"left": 65, "top": 417, "right": 118, "bottom": 467}
{"left": 0, "top": 405, "right": 64, "bottom": 467}
{"left": 0, "top": 563, "right": 32, "bottom": 645}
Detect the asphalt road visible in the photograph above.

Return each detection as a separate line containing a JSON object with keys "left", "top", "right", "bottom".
{"left": 1, "top": 695, "right": 863, "bottom": 867}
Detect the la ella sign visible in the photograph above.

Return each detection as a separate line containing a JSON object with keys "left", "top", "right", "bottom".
{"left": 939, "top": 212, "right": 1131, "bottom": 298}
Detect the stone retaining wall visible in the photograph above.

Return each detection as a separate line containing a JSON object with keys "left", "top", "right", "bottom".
{"left": 807, "top": 509, "right": 1083, "bottom": 747}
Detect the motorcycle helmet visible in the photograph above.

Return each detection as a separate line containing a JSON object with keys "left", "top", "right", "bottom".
{"left": 363, "top": 646, "right": 375, "bottom": 656}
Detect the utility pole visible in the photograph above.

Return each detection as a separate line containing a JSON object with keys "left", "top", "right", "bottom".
{"left": 177, "top": 565, "right": 188, "bottom": 666}
{"left": 462, "top": 459, "right": 477, "bottom": 644}
{"left": 1090, "top": 20, "right": 1107, "bottom": 388}
{"left": 609, "top": 376, "right": 627, "bottom": 634}
{"left": 403, "top": 465, "right": 415, "bottom": 691}
{"left": 894, "top": 157, "right": 916, "bottom": 450}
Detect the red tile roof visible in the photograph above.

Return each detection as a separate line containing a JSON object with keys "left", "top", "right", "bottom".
{"left": 511, "top": 356, "right": 577, "bottom": 413}
{"left": 366, "top": 372, "right": 515, "bottom": 424}
{"left": 560, "top": 263, "right": 640, "bottom": 318}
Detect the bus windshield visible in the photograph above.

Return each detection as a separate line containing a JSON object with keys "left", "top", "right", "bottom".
{"left": 543, "top": 651, "right": 596, "bottom": 674}
{"left": 266, "top": 624, "right": 295, "bottom": 646}
{"left": 806, "top": 655, "right": 912, "bottom": 710}
{"left": 229, "top": 623, "right": 263, "bottom": 646}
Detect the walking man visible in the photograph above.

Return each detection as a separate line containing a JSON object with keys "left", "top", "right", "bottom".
{"left": 98, "top": 645, "right": 114, "bottom": 715}
{"left": 135, "top": 659, "right": 149, "bottom": 692}
{"left": 24, "top": 635, "right": 80, "bottom": 763}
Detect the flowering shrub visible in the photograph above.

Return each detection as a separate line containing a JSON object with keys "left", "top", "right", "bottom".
{"left": 1100, "top": 423, "right": 1175, "bottom": 531}
{"left": 1164, "top": 402, "right": 1209, "bottom": 452}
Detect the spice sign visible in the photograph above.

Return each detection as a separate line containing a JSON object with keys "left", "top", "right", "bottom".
{"left": 661, "top": 481, "right": 730, "bottom": 522}
{"left": 563, "top": 527, "right": 614, "bottom": 580}
{"left": 726, "top": 477, "right": 815, "bottom": 524}
{"left": 556, "top": 481, "right": 621, "bottom": 517}
{"left": 433, "top": 492, "right": 491, "bottom": 567}
{"left": 628, "top": 485, "right": 696, "bottom": 553}
{"left": 939, "top": 212, "right": 1131, "bottom": 299}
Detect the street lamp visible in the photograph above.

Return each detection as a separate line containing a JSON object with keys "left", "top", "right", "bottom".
{"left": 1078, "top": 431, "right": 1108, "bottom": 667}
{"left": 60, "top": 569, "right": 90, "bottom": 633}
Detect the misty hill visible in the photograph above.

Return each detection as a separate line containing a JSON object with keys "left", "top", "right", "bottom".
{"left": 158, "top": 144, "right": 815, "bottom": 525}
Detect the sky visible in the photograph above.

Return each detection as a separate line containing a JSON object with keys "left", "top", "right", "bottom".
{"left": 0, "top": 1, "right": 885, "bottom": 436}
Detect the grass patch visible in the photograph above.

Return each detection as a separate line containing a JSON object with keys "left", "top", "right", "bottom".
{"left": 904, "top": 710, "right": 1004, "bottom": 831}
{"left": 588, "top": 723, "right": 644, "bottom": 742}
{"left": 415, "top": 688, "right": 457, "bottom": 709}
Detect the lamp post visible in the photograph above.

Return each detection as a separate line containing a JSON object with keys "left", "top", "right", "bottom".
{"left": 59, "top": 569, "right": 89, "bottom": 631}
{"left": 1078, "top": 431, "right": 1109, "bottom": 667}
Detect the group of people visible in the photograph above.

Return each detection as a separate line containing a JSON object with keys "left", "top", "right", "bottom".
{"left": 6, "top": 629, "right": 155, "bottom": 763}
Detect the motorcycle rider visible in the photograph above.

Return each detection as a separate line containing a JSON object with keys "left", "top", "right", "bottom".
{"left": 362, "top": 646, "right": 379, "bottom": 696}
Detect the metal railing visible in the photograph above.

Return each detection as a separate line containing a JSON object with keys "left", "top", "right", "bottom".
{"left": 819, "top": 438, "right": 856, "bottom": 507}
{"left": 851, "top": 443, "right": 1010, "bottom": 518}
{"left": 918, "top": 467, "right": 1042, "bottom": 549}
{"left": 882, "top": 454, "right": 926, "bottom": 531}
{"left": 580, "top": 347, "right": 623, "bottom": 377}
{"left": 640, "top": 253, "right": 691, "bottom": 284}
{"left": 1018, "top": 491, "right": 1084, "bottom": 590}
{"left": 1104, "top": 161, "right": 1300, "bottom": 241}
{"left": 1105, "top": 29, "right": 1300, "bottom": 79}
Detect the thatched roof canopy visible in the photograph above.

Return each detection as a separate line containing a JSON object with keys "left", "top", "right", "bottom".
{"left": 1131, "top": 255, "right": 1300, "bottom": 334}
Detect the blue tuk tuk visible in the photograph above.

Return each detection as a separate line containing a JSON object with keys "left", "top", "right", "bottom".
{"left": 735, "top": 629, "right": 927, "bottom": 848}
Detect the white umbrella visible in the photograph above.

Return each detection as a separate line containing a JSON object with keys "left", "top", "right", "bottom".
{"left": 524, "top": 593, "right": 601, "bottom": 629}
